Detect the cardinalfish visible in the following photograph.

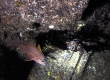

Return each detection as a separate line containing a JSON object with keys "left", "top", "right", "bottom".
{"left": 13, "top": 38, "right": 46, "bottom": 66}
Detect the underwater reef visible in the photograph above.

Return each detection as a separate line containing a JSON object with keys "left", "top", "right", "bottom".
{"left": 0, "top": 0, "right": 110, "bottom": 80}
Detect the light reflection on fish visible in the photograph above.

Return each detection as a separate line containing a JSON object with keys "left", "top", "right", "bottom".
{"left": 13, "top": 39, "right": 46, "bottom": 66}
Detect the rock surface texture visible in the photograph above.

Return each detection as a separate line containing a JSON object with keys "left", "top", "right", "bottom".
{"left": 0, "top": 0, "right": 110, "bottom": 80}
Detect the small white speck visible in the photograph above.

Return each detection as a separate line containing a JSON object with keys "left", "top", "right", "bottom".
{"left": 49, "top": 25, "right": 54, "bottom": 29}
{"left": 34, "top": 12, "right": 37, "bottom": 16}
{"left": 41, "top": 6, "right": 46, "bottom": 8}
{"left": 19, "top": 33, "right": 22, "bottom": 37}
{"left": 78, "top": 24, "right": 83, "bottom": 27}
{"left": 60, "top": 19, "right": 62, "bottom": 22}
{"left": 27, "top": 27, "right": 31, "bottom": 30}
{"left": 92, "top": 67, "right": 96, "bottom": 71}
{"left": 32, "top": 0, "right": 37, "bottom": 5}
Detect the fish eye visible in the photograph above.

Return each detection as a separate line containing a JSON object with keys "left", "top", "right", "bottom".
{"left": 41, "top": 60, "right": 44, "bottom": 62}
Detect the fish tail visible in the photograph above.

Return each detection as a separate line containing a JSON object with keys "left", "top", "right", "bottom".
{"left": 12, "top": 38, "right": 21, "bottom": 47}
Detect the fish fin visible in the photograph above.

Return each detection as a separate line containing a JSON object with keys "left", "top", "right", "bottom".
{"left": 13, "top": 38, "right": 21, "bottom": 47}
{"left": 37, "top": 44, "right": 42, "bottom": 52}
{"left": 27, "top": 39, "right": 36, "bottom": 46}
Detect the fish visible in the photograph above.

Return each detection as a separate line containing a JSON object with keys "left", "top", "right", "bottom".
{"left": 13, "top": 38, "right": 46, "bottom": 66}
